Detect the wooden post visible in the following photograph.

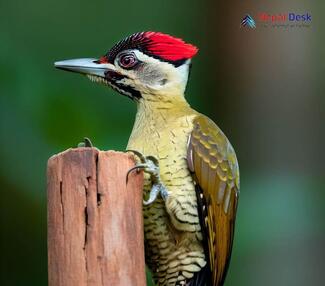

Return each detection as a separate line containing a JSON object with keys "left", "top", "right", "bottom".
{"left": 47, "top": 148, "right": 145, "bottom": 286}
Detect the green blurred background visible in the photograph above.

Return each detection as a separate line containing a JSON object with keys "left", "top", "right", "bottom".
{"left": 1, "top": 0, "right": 324, "bottom": 285}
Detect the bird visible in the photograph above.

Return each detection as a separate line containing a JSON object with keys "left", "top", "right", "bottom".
{"left": 55, "top": 31, "right": 239, "bottom": 286}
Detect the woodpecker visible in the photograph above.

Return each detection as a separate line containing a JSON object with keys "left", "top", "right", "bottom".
{"left": 55, "top": 31, "right": 239, "bottom": 286}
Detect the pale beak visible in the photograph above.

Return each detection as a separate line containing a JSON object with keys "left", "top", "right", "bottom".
{"left": 54, "top": 58, "right": 115, "bottom": 78}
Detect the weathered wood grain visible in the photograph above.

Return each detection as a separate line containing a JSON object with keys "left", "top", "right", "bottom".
{"left": 47, "top": 148, "right": 145, "bottom": 286}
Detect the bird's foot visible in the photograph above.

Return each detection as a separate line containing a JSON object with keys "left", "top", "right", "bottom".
{"left": 77, "top": 137, "right": 93, "bottom": 148}
{"left": 126, "top": 150, "right": 169, "bottom": 205}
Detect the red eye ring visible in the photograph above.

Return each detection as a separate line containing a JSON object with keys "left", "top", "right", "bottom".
{"left": 119, "top": 53, "right": 138, "bottom": 69}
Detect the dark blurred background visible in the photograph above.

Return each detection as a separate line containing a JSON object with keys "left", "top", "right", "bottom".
{"left": 0, "top": 0, "right": 324, "bottom": 285}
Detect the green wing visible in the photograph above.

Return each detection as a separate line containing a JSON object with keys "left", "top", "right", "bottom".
{"left": 187, "top": 114, "right": 239, "bottom": 286}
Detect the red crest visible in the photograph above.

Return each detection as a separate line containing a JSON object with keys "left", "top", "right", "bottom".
{"left": 143, "top": 32, "right": 198, "bottom": 61}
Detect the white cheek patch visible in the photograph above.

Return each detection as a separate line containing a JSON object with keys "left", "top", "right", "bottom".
{"left": 134, "top": 50, "right": 190, "bottom": 92}
{"left": 114, "top": 49, "right": 191, "bottom": 95}
{"left": 138, "top": 64, "right": 167, "bottom": 86}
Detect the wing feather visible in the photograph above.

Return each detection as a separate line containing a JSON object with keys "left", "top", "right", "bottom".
{"left": 187, "top": 115, "right": 239, "bottom": 286}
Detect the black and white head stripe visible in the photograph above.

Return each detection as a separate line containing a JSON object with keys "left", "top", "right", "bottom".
{"left": 104, "top": 31, "right": 198, "bottom": 67}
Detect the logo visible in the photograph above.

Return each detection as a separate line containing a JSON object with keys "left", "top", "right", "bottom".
{"left": 240, "top": 15, "right": 256, "bottom": 28}
{"left": 240, "top": 12, "right": 312, "bottom": 29}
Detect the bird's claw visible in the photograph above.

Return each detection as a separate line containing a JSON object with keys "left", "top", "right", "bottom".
{"left": 126, "top": 149, "right": 147, "bottom": 163}
{"left": 126, "top": 150, "right": 168, "bottom": 205}
{"left": 77, "top": 137, "right": 93, "bottom": 148}
{"left": 143, "top": 183, "right": 168, "bottom": 205}
{"left": 125, "top": 163, "right": 148, "bottom": 183}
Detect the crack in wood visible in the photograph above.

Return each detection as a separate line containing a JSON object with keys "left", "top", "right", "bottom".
{"left": 95, "top": 154, "right": 102, "bottom": 207}
{"left": 59, "top": 181, "right": 65, "bottom": 237}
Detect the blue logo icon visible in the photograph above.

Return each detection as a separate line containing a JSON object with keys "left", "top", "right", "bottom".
{"left": 241, "top": 15, "right": 256, "bottom": 28}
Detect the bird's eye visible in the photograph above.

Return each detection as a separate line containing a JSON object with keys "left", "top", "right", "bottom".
{"left": 119, "top": 53, "right": 138, "bottom": 69}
